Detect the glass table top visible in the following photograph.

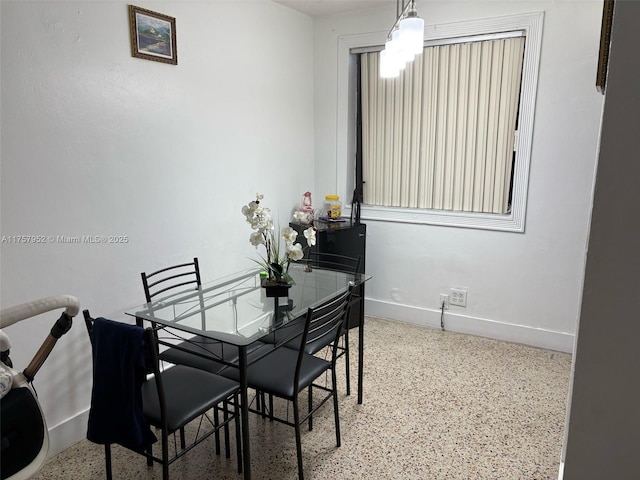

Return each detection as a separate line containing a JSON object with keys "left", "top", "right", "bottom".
{"left": 125, "top": 264, "right": 371, "bottom": 346}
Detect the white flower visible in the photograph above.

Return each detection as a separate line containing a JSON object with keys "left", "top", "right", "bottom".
{"left": 255, "top": 217, "right": 272, "bottom": 231}
{"left": 242, "top": 206, "right": 255, "bottom": 223}
{"left": 303, "top": 227, "right": 316, "bottom": 246}
{"left": 287, "top": 243, "right": 304, "bottom": 261}
{"left": 281, "top": 226, "right": 298, "bottom": 245}
{"left": 249, "top": 231, "right": 263, "bottom": 247}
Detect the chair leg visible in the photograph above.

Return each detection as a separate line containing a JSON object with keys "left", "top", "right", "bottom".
{"left": 104, "top": 444, "right": 113, "bottom": 480}
{"left": 332, "top": 366, "right": 341, "bottom": 447}
{"left": 223, "top": 400, "right": 231, "bottom": 459}
{"left": 308, "top": 385, "right": 313, "bottom": 431}
{"left": 293, "top": 396, "right": 304, "bottom": 480}
{"left": 162, "top": 430, "right": 170, "bottom": 480}
{"left": 268, "top": 393, "right": 274, "bottom": 421}
{"left": 234, "top": 393, "right": 243, "bottom": 474}
{"left": 259, "top": 391, "right": 266, "bottom": 418}
{"left": 146, "top": 444, "right": 153, "bottom": 467}
{"left": 214, "top": 406, "right": 221, "bottom": 455}
{"left": 180, "top": 427, "right": 186, "bottom": 450}
{"left": 344, "top": 329, "right": 351, "bottom": 396}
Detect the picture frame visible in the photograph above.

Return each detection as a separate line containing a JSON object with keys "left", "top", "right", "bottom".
{"left": 128, "top": 5, "right": 177, "bottom": 65}
{"left": 596, "top": 0, "right": 614, "bottom": 93}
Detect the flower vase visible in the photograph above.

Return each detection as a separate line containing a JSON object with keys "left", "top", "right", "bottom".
{"left": 261, "top": 277, "right": 292, "bottom": 298}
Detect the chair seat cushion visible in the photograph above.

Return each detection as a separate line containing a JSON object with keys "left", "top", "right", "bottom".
{"left": 221, "top": 344, "right": 331, "bottom": 399}
{"left": 142, "top": 365, "right": 239, "bottom": 433}
{"left": 159, "top": 335, "right": 265, "bottom": 373}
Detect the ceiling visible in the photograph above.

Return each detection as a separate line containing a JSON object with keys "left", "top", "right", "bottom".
{"left": 274, "top": 0, "right": 396, "bottom": 18}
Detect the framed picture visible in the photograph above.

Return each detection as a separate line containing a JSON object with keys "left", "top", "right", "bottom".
{"left": 596, "top": 0, "right": 614, "bottom": 93}
{"left": 128, "top": 5, "right": 177, "bottom": 65}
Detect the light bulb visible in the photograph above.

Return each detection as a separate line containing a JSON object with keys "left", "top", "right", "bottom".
{"left": 385, "top": 38, "right": 406, "bottom": 72}
{"left": 399, "top": 11, "right": 424, "bottom": 55}
{"left": 380, "top": 49, "right": 400, "bottom": 78}
{"left": 390, "top": 29, "right": 414, "bottom": 65}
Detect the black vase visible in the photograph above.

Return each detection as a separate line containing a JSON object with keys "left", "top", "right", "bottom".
{"left": 261, "top": 277, "right": 292, "bottom": 298}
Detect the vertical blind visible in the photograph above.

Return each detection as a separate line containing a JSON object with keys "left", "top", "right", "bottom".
{"left": 361, "top": 36, "right": 525, "bottom": 214}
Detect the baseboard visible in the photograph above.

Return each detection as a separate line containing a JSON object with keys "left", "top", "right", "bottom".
{"left": 47, "top": 407, "right": 90, "bottom": 458}
{"left": 365, "top": 298, "right": 574, "bottom": 353}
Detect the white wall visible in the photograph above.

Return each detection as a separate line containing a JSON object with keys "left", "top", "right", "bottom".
{"left": 0, "top": 0, "right": 314, "bottom": 454}
{"left": 0, "top": 0, "right": 607, "bottom": 461}
{"left": 313, "top": 0, "right": 604, "bottom": 352}
{"left": 562, "top": 1, "right": 640, "bottom": 476}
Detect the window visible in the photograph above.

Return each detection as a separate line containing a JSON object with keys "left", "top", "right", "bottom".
{"left": 337, "top": 13, "right": 544, "bottom": 232}
{"left": 361, "top": 33, "right": 524, "bottom": 214}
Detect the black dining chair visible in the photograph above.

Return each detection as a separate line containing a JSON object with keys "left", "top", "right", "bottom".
{"left": 141, "top": 258, "right": 272, "bottom": 454}
{"left": 304, "top": 252, "right": 362, "bottom": 394}
{"left": 141, "top": 258, "right": 237, "bottom": 373}
{"left": 83, "top": 310, "right": 242, "bottom": 480}
{"left": 220, "top": 286, "right": 354, "bottom": 480}
{"left": 262, "top": 252, "right": 362, "bottom": 396}
{"left": 141, "top": 259, "right": 266, "bottom": 373}
{"left": 141, "top": 258, "right": 263, "bottom": 454}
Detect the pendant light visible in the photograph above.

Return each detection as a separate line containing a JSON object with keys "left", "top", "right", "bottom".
{"left": 399, "top": 2, "right": 425, "bottom": 55}
{"left": 379, "top": 0, "right": 425, "bottom": 78}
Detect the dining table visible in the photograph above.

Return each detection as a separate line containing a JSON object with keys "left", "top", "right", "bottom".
{"left": 125, "top": 263, "right": 371, "bottom": 479}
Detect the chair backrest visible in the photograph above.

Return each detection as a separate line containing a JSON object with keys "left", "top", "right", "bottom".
{"left": 294, "top": 286, "right": 354, "bottom": 392}
{"left": 141, "top": 258, "right": 201, "bottom": 303}
{"left": 83, "top": 310, "right": 162, "bottom": 449}
{"left": 306, "top": 252, "right": 364, "bottom": 306}
{"left": 305, "top": 252, "right": 362, "bottom": 274}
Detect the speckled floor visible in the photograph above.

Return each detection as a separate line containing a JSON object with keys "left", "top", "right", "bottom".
{"left": 33, "top": 317, "right": 572, "bottom": 479}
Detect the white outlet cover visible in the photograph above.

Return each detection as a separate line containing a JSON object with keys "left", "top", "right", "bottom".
{"left": 450, "top": 288, "right": 467, "bottom": 306}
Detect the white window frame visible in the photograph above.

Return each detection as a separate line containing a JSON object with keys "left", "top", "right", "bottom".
{"left": 336, "top": 12, "right": 544, "bottom": 232}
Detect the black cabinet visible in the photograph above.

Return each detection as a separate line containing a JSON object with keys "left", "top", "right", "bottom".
{"left": 291, "top": 221, "right": 366, "bottom": 329}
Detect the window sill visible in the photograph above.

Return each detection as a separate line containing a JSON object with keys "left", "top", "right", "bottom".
{"left": 345, "top": 204, "right": 524, "bottom": 232}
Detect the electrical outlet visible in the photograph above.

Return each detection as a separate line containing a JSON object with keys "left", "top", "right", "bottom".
{"left": 439, "top": 294, "right": 449, "bottom": 310}
{"left": 450, "top": 288, "right": 467, "bottom": 307}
